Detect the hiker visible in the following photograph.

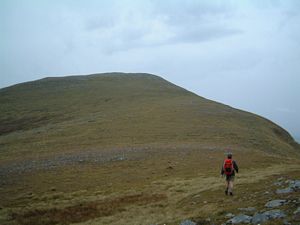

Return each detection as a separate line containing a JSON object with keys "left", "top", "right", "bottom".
{"left": 221, "top": 152, "right": 238, "bottom": 196}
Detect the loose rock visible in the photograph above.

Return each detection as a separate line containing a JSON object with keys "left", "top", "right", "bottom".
{"left": 225, "top": 213, "right": 235, "bottom": 218}
{"left": 276, "top": 187, "right": 293, "bottom": 194}
{"left": 290, "top": 180, "right": 300, "bottom": 190}
{"left": 265, "top": 199, "right": 286, "bottom": 208}
{"left": 251, "top": 212, "right": 268, "bottom": 224}
{"left": 274, "top": 181, "right": 283, "bottom": 186}
{"left": 252, "top": 209, "right": 286, "bottom": 224}
{"left": 275, "top": 179, "right": 300, "bottom": 194}
{"left": 227, "top": 214, "right": 252, "bottom": 224}
{"left": 263, "top": 209, "right": 286, "bottom": 219}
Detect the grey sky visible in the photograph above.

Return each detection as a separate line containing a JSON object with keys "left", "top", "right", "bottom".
{"left": 1, "top": 0, "right": 300, "bottom": 140}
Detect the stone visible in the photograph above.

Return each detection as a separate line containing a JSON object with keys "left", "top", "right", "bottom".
{"left": 276, "top": 187, "right": 293, "bottom": 194}
{"left": 274, "top": 181, "right": 283, "bottom": 186}
{"left": 252, "top": 209, "right": 286, "bottom": 224}
{"left": 180, "top": 220, "right": 196, "bottom": 225}
{"left": 291, "top": 180, "right": 300, "bottom": 190}
{"left": 252, "top": 212, "right": 268, "bottom": 224}
{"left": 225, "top": 213, "right": 235, "bottom": 218}
{"left": 265, "top": 199, "right": 286, "bottom": 208}
{"left": 263, "top": 209, "right": 286, "bottom": 219}
{"left": 227, "top": 214, "right": 252, "bottom": 224}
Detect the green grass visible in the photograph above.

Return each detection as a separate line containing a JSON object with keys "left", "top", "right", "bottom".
{"left": 0, "top": 73, "right": 299, "bottom": 161}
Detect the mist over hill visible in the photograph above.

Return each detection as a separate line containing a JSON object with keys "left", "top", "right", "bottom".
{"left": 0, "top": 73, "right": 298, "bottom": 161}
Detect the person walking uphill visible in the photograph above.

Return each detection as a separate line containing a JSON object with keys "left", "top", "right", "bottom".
{"left": 221, "top": 152, "right": 238, "bottom": 196}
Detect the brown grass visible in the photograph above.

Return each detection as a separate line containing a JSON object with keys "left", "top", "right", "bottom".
{"left": 10, "top": 193, "right": 167, "bottom": 225}
{"left": 1, "top": 148, "right": 299, "bottom": 225}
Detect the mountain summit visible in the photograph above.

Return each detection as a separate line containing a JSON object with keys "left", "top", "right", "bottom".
{"left": 0, "top": 73, "right": 298, "bottom": 160}
{"left": 1, "top": 73, "right": 300, "bottom": 225}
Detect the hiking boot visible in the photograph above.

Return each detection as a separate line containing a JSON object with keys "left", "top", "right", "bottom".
{"left": 225, "top": 189, "right": 228, "bottom": 195}
{"left": 229, "top": 192, "right": 233, "bottom": 196}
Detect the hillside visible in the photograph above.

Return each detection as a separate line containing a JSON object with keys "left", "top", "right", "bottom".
{"left": 1, "top": 73, "right": 300, "bottom": 225}
{"left": 0, "top": 73, "right": 298, "bottom": 162}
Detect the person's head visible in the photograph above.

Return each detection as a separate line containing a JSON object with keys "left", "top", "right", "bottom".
{"left": 227, "top": 152, "right": 232, "bottom": 159}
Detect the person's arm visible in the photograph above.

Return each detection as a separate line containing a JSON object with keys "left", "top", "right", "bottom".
{"left": 233, "top": 161, "right": 239, "bottom": 173}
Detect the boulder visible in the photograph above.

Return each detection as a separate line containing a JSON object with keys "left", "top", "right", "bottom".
{"left": 265, "top": 199, "right": 286, "bottom": 208}
{"left": 227, "top": 214, "right": 252, "bottom": 224}
{"left": 252, "top": 212, "right": 268, "bottom": 224}
{"left": 263, "top": 209, "right": 286, "bottom": 219}
{"left": 252, "top": 209, "right": 286, "bottom": 224}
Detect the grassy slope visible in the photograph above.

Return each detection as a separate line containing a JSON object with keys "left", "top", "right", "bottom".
{"left": 1, "top": 73, "right": 300, "bottom": 225}
{"left": 0, "top": 73, "right": 298, "bottom": 161}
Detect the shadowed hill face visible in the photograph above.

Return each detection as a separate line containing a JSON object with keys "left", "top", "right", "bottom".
{"left": 0, "top": 73, "right": 298, "bottom": 160}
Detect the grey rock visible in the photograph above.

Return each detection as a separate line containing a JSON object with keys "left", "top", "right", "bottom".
{"left": 263, "top": 209, "right": 286, "bottom": 219}
{"left": 225, "top": 213, "right": 235, "bottom": 218}
{"left": 252, "top": 209, "right": 286, "bottom": 224}
{"left": 252, "top": 213, "right": 268, "bottom": 224}
{"left": 291, "top": 180, "right": 300, "bottom": 190}
{"left": 265, "top": 199, "right": 286, "bottom": 208}
{"left": 227, "top": 214, "right": 252, "bottom": 224}
{"left": 180, "top": 220, "right": 196, "bottom": 225}
{"left": 274, "top": 181, "right": 283, "bottom": 186}
{"left": 238, "top": 207, "right": 256, "bottom": 212}
{"left": 276, "top": 187, "right": 293, "bottom": 194}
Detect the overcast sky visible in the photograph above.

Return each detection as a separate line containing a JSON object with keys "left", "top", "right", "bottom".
{"left": 1, "top": 0, "right": 300, "bottom": 140}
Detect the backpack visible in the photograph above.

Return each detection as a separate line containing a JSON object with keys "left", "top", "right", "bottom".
{"left": 223, "top": 159, "right": 234, "bottom": 175}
